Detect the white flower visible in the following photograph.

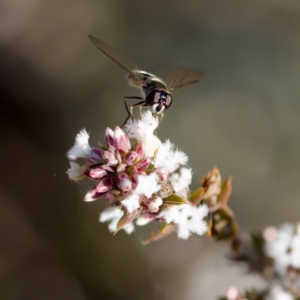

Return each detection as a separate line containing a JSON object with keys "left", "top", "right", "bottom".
{"left": 124, "top": 111, "right": 161, "bottom": 157}
{"left": 134, "top": 173, "right": 161, "bottom": 198}
{"left": 159, "top": 205, "right": 180, "bottom": 223}
{"left": 67, "top": 129, "right": 92, "bottom": 160}
{"left": 136, "top": 215, "right": 154, "bottom": 226}
{"left": 154, "top": 140, "right": 188, "bottom": 174}
{"left": 121, "top": 172, "right": 161, "bottom": 214}
{"left": 169, "top": 167, "right": 192, "bottom": 197}
{"left": 121, "top": 192, "right": 140, "bottom": 213}
{"left": 159, "top": 204, "right": 209, "bottom": 239}
{"left": 66, "top": 161, "right": 84, "bottom": 180}
{"left": 264, "top": 223, "right": 300, "bottom": 276}
{"left": 290, "top": 233, "right": 300, "bottom": 268}
{"left": 99, "top": 206, "right": 134, "bottom": 234}
{"left": 122, "top": 222, "right": 135, "bottom": 234}
{"left": 125, "top": 111, "right": 158, "bottom": 137}
{"left": 266, "top": 285, "right": 294, "bottom": 300}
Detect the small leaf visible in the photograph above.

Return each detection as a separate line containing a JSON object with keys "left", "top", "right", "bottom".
{"left": 217, "top": 177, "right": 232, "bottom": 206}
{"left": 116, "top": 209, "right": 140, "bottom": 232}
{"left": 164, "top": 194, "right": 186, "bottom": 205}
{"left": 189, "top": 187, "right": 205, "bottom": 205}
{"left": 142, "top": 223, "right": 176, "bottom": 245}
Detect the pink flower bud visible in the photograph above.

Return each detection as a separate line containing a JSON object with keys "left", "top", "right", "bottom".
{"left": 84, "top": 186, "right": 106, "bottom": 202}
{"left": 103, "top": 151, "right": 118, "bottom": 166}
{"left": 116, "top": 173, "right": 132, "bottom": 192}
{"left": 134, "top": 142, "right": 143, "bottom": 158}
{"left": 101, "top": 165, "right": 114, "bottom": 173}
{"left": 135, "top": 157, "right": 150, "bottom": 172}
{"left": 148, "top": 198, "right": 163, "bottom": 213}
{"left": 105, "top": 189, "right": 120, "bottom": 202}
{"left": 105, "top": 127, "right": 115, "bottom": 148}
{"left": 85, "top": 167, "right": 107, "bottom": 179}
{"left": 131, "top": 173, "right": 139, "bottom": 190}
{"left": 115, "top": 151, "right": 122, "bottom": 165}
{"left": 117, "top": 163, "right": 126, "bottom": 173}
{"left": 157, "top": 169, "right": 169, "bottom": 182}
{"left": 114, "top": 126, "right": 130, "bottom": 153}
{"left": 125, "top": 151, "right": 138, "bottom": 165}
{"left": 105, "top": 191, "right": 115, "bottom": 202}
{"left": 88, "top": 148, "right": 103, "bottom": 164}
{"left": 96, "top": 177, "right": 113, "bottom": 193}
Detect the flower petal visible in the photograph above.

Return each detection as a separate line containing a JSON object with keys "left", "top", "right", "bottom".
{"left": 121, "top": 192, "right": 140, "bottom": 213}
{"left": 84, "top": 167, "right": 107, "bottom": 179}
{"left": 102, "top": 151, "right": 118, "bottom": 166}
{"left": 114, "top": 126, "right": 130, "bottom": 153}
{"left": 154, "top": 140, "right": 188, "bottom": 173}
{"left": 89, "top": 148, "right": 103, "bottom": 164}
{"left": 137, "top": 126, "right": 161, "bottom": 158}
{"left": 134, "top": 173, "right": 161, "bottom": 198}
{"left": 148, "top": 197, "right": 163, "bottom": 212}
{"left": 134, "top": 142, "right": 143, "bottom": 158}
{"left": 66, "top": 161, "right": 84, "bottom": 180}
{"left": 105, "top": 190, "right": 119, "bottom": 202}
{"left": 101, "top": 165, "right": 115, "bottom": 173}
{"left": 116, "top": 172, "right": 132, "bottom": 192}
{"left": 116, "top": 163, "right": 126, "bottom": 173}
{"left": 67, "top": 129, "right": 92, "bottom": 160}
{"left": 99, "top": 206, "right": 135, "bottom": 234}
{"left": 134, "top": 157, "right": 150, "bottom": 172}
{"left": 84, "top": 186, "right": 106, "bottom": 202}
{"left": 125, "top": 151, "right": 138, "bottom": 165}
{"left": 105, "top": 127, "right": 115, "bottom": 148}
{"left": 96, "top": 177, "right": 113, "bottom": 193}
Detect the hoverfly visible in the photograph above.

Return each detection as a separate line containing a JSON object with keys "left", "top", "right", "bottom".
{"left": 88, "top": 35, "right": 204, "bottom": 127}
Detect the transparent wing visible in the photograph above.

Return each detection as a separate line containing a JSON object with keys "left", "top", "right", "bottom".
{"left": 88, "top": 35, "right": 143, "bottom": 85}
{"left": 166, "top": 67, "right": 204, "bottom": 92}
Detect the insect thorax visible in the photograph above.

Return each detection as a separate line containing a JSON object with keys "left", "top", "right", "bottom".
{"left": 127, "top": 71, "right": 167, "bottom": 90}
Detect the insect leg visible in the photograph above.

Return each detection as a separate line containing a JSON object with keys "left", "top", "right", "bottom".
{"left": 123, "top": 96, "right": 143, "bottom": 117}
{"left": 159, "top": 112, "right": 164, "bottom": 124}
{"left": 122, "top": 96, "right": 144, "bottom": 128}
{"left": 139, "top": 103, "right": 148, "bottom": 119}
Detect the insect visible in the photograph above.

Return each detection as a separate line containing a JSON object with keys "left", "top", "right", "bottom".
{"left": 88, "top": 35, "right": 204, "bottom": 127}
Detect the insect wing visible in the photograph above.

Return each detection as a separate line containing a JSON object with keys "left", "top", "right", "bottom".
{"left": 166, "top": 67, "right": 204, "bottom": 92}
{"left": 88, "top": 35, "right": 143, "bottom": 85}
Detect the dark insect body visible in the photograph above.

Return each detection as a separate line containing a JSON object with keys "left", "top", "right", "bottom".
{"left": 88, "top": 35, "right": 204, "bottom": 126}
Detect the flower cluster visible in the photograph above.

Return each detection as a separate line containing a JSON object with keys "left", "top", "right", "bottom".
{"left": 263, "top": 223, "right": 300, "bottom": 295}
{"left": 264, "top": 223, "right": 300, "bottom": 276}
{"left": 67, "top": 111, "right": 209, "bottom": 242}
{"left": 222, "top": 222, "right": 300, "bottom": 299}
{"left": 219, "top": 285, "right": 294, "bottom": 300}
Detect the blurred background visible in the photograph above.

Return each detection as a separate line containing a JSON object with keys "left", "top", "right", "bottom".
{"left": 1, "top": 0, "right": 300, "bottom": 299}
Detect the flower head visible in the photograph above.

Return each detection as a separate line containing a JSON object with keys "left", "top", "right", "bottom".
{"left": 159, "top": 203, "right": 209, "bottom": 239}
{"left": 264, "top": 223, "right": 300, "bottom": 276}
{"left": 67, "top": 112, "right": 213, "bottom": 243}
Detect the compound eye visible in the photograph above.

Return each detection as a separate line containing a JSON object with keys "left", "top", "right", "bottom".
{"left": 146, "top": 90, "right": 161, "bottom": 106}
{"left": 165, "top": 94, "right": 172, "bottom": 108}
